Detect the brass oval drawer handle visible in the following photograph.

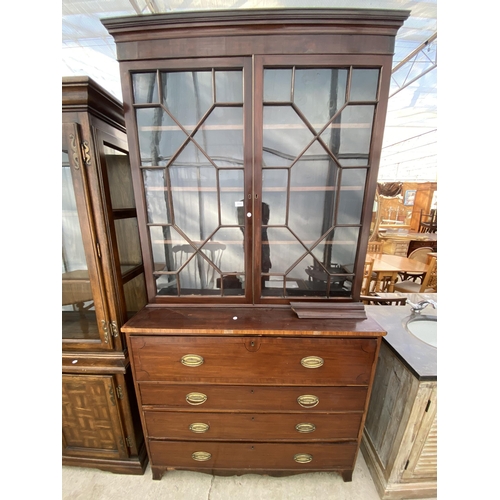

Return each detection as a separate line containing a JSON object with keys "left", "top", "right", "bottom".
{"left": 192, "top": 451, "right": 212, "bottom": 462}
{"left": 295, "top": 422, "right": 316, "bottom": 433}
{"left": 186, "top": 392, "right": 207, "bottom": 405}
{"left": 297, "top": 394, "right": 319, "bottom": 408}
{"left": 189, "top": 422, "right": 210, "bottom": 433}
{"left": 294, "top": 453, "right": 313, "bottom": 464}
{"left": 301, "top": 356, "right": 324, "bottom": 369}
{"left": 181, "top": 354, "right": 204, "bottom": 367}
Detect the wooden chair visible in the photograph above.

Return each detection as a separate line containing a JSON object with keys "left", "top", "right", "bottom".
{"left": 172, "top": 242, "right": 226, "bottom": 289}
{"left": 361, "top": 260, "right": 375, "bottom": 295}
{"left": 394, "top": 257, "right": 437, "bottom": 293}
{"left": 360, "top": 294, "right": 407, "bottom": 306}
{"left": 367, "top": 241, "right": 383, "bottom": 253}
{"left": 398, "top": 246, "right": 433, "bottom": 282}
{"left": 418, "top": 210, "right": 437, "bottom": 233}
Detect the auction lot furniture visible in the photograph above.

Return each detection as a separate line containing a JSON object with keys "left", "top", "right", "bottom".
{"left": 101, "top": 8, "right": 408, "bottom": 480}
{"left": 62, "top": 77, "right": 148, "bottom": 474}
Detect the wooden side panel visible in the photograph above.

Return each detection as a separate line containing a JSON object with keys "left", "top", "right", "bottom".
{"left": 364, "top": 342, "right": 418, "bottom": 469}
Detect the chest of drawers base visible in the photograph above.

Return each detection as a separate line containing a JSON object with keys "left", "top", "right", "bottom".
{"left": 123, "top": 307, "right": 385, "bottom": 481}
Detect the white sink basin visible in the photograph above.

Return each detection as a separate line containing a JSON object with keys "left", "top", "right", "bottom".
{"left": 405, "top": 315, "right": 437, "bottom": 348}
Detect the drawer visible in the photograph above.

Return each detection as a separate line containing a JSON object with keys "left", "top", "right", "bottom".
{"left": 144, "top": 411, "right": 363, "bottom": 441}
{"left": 149, "top": 440, "right": 357, "bottom": 470}
{"left": 129, "top": 336, "right": 377, "bottom": 385}
{"left": 139, "top": 384, "right": 368, "bottom": 412}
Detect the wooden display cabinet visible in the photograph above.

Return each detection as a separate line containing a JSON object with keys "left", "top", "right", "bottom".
{"left": 62, "top": 76, "right": 148, "bottom": 474}
{"left": 102, "top": 8, "right": 409, "bottom": 481}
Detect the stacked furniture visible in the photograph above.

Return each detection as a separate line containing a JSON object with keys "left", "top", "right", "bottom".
{"left": 101, "top": 8, "right": 409, "bottom": 481}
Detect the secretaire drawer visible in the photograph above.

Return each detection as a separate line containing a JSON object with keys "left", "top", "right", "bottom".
{"left": 144, "top": 411, "right": 363, "bottom": 441}
{"left": 129, "top": 336, "right": 377, "bottom": 385}
{"left": 149, "top": 441, "right": 357, "bottom": 470}
{"left": 139, "top": 384, "right": 368, "bottom": 412}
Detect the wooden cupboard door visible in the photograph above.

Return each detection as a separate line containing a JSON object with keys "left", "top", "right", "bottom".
{"left": 62, "top": 122, "right": 115, "bottom": 350}
{"left": 402, "top": 384, "right": 437, "bottom": 481}
{"left": 62, "top": 374, "right": 129, "bottom": 460}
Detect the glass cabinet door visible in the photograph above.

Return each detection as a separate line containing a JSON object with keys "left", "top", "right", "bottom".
{"left": 256, "top": 60, "right": 381, "bottom": 300}
{"left": 130, "top": 63, "right": 251, "bottom": 300}
{"left": 126, "top": 58, "right": 382, "bottom": 304}
{"left": 62, "top": 123, "right": 112, "bottom": 347}
{"left": 99, "top": 138, "right": 147, "bottom": 320}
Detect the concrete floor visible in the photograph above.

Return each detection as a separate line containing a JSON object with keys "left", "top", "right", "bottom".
{"left": 62, "top": 451, "right": 436, "bottom": 500}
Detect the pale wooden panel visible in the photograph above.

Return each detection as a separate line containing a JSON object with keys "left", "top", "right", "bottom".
{"left": 364, "top": 342, "right": 417, "bottom": 469}
{"left": 403, "top": 384, "right": 437, "bottom": 481}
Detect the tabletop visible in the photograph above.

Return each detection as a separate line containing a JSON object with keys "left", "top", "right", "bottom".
{"left": 366, "top": 252, "right": 429, "bottom": 273}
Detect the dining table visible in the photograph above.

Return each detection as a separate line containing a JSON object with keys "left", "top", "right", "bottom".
{"left": 366, "top": 252, "right": 430, "bottom": 292}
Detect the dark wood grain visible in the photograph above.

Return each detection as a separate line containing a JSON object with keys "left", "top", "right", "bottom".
{"left": 144, "top": 411, "right": 363, "bottom": 441}
{"left": 139, "top": 384, "right": 368, "bottom": 411}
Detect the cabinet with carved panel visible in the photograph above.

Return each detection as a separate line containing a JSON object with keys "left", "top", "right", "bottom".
{"left": 102, "top": 8, "right": 409, "bottom": 481}
{"left": 62, "top": 76, "right": 148, "bottom": 474}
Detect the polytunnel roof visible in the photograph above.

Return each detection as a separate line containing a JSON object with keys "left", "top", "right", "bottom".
{"left": 62, "top": 0, "right": 437, "bottom": 182}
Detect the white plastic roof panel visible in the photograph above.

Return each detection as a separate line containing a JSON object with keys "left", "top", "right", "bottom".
{"left": 62, "top": 0, "right": 437, "bottom": 181}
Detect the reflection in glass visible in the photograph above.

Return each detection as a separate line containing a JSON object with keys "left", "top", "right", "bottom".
{"left": 261, "top": 66, "right": 376, "bottom": 298}
{"left": 263, "top": 69, "right": 292, "bottom": 102}
{"left": 350, "top": 69, "right": 380, "bottom": 101}
{"left": 220, "top": 169, "right": 244, "bottom": 225}
{"left": 161, "top": 71, "right": 213, "bottom": 128}
{"left": 133, "top": 73, "right": 159, "bottom": 104}
{"left": 262, "top": 169, "right": 288, "bottom": 225}
{"left": 136, "top": 67, "right": 247, "bottom": 297}
{"left": 215, "top": 71, "right": 243, "bottom": 103}
{"left": 336, "top": 169, "right": 367, "bottom": 225}
{"left": 170, "top": 164, "right": 218, "bottom": 243}
{"left": 294, "top": 68, "right": 348, "bottom": 131}
{"left": 263, "top": 106, "right": 314, "bottom": 166}
{"left": 321, "top": 105, "right": 375, "bottom": 157}
{"left": 143, "top": 169, "right": 170, "bottom": 224}
{"left": 62, "top": 151, "right": 99, "bottom": 339}
{"left": 136, "top": 107, "right": 187, "bottom": 166}
{"left": 194, "top": 107, "right": 244, "bottom": 167}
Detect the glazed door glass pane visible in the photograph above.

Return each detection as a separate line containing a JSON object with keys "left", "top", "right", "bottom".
{"left": 134, "top": 69, "right": 245, "bottom": 296}
{"left": 261, "top": 67, "right": 379, "bottom": 298}
{"left": 62, "top": 150, "right": 100, "bottom": 339}
{"left": 103, "top": 144, "right": 147, "bottom": 315}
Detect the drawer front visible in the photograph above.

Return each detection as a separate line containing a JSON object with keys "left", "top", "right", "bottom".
{"left": 130, "top": 336, "right": 377, "bottom": 385}
{"left": 144, "top": 411, "right": 363, "bottom": 441}
{"left": 139, "top": 384, "right": 368, "bottom": 412}
{"left": 149, "top": 441, "right": 357, "bottom": 470}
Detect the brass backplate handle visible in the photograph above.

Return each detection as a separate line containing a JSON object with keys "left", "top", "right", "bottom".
{"left": 189, "top": 423, "right": 210, "bottom": 433}
{"left": 186, "top": 392, "right": 208, "bottom": 405}
{"left": 192, "top": 451, "right": 212, "bottom": 461}
{"left": 295, "top": 422, "right": 316, "bottom": 433}
{"left": 181, "top": 354, "right": 204, "bottom": 367}
{"left": 301, "top": 356, "right": 324, "bottom": 368}
{"left": 297, "top": 395, "right": 319, "bottom": 408}
{"left": 294, "top": 453, "right": 313, "bottom": 464}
